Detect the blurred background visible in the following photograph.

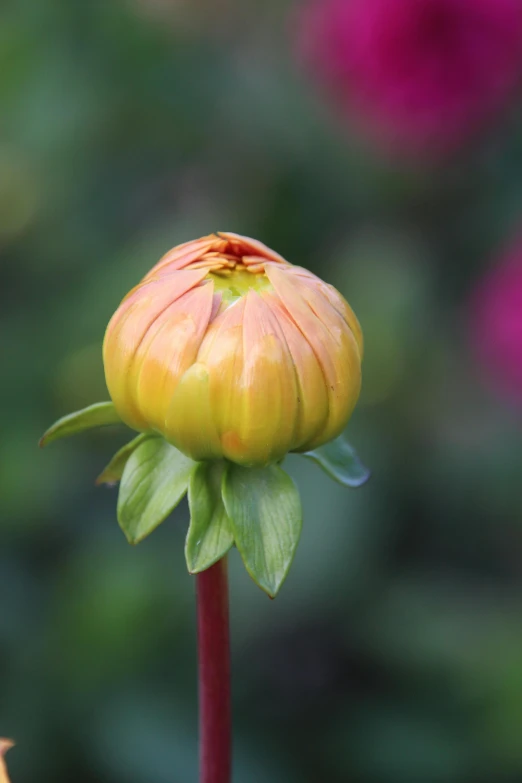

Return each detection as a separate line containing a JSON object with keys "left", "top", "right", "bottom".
{"left": 2, "top": 0, "right": 522, "bottom": 780}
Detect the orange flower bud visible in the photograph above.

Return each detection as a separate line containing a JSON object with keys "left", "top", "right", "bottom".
{"left": 103, "top": 233, "right": 363, "bottom": 467}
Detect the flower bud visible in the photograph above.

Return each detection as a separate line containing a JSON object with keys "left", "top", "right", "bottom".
{"left": 103, "top": 233, "right": 363, "bottom": 467}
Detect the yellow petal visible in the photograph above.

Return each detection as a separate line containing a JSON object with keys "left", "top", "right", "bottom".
{"left": 266, "top": 265, "right": 361, "bottom": 448}
{"left": 199, "top": 291, "right": 297, "bottom": 465}
{"left": 197, "top": 293, "right": 298, "bottom": 465}
{"left": 235, "top": 290, "right": 299, "bottom": 463}
{"left": 164, "top": 362, "right": 222, "bottom": 460}
{"left": 197, "top": 297, "right": 247, "bottom": 460}
{"left": 103, "top": 268, "right": 208, "bottom": 430}
{"left": 133, "top": 282, "right": 215, "bottom": 430}
{"left": 263, "top": 292, "right": 329, "bottom": 448}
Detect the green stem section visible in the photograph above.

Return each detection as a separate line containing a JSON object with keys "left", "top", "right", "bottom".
{"left": 197, "top": 557, "right": 232, "bottom": 783}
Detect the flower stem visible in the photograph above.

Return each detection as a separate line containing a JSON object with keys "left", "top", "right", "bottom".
{"left": 197, "top": 557, "right": 232, "bottom": 783}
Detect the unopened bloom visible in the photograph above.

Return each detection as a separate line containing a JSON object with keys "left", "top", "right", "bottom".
{"left": 469, "top": 236, "right": 522, "bottom": 402}
{"left": 104, "top": 232, "right": 362, "bottom": 466}
{"left": 296, "top": 0, "right": 522, "bottom": 157}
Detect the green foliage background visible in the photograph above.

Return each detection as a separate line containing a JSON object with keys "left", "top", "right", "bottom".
{"left": 2, "top": 1, "right": 522, "bottom": 781}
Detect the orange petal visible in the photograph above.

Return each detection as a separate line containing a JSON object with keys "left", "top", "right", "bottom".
{"left": 263, "top": 292, "right": 329, "bottom": 448}
{"left": 103, "top": 268, "right": 208, "bottom": 430}
{"left": 144, "top": 235, "right": 220, "bottom": 279}
{"left": 133, "top": 281, "right": 215, "bottom": 430}
{"left": 234, "top": 291, "right": 299, "bottom": 463}
{"left": 196, "top": 294, "right": 247, "bottom": 365}
{"left": 266, "top": 265, "right": 361, "bottom": 448}
{"left": 217, "top": 232, "right": 289, "bottom": 265}
{"left": 289, "top": 267, "right": 364, "bottom": 358}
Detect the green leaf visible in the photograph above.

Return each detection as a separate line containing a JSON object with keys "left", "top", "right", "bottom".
{"left": 222, "top": 463, "right": 302, "bottom": 598}
{"left": 39, "top": 402, "right": 122, "bottom": 447}
{"left": 117, "top": 438, "right": 197, "bottom": 544}
{"left": 186, "top": 462, "right": 234, "bottom": 573}
{"left": 303, "top": 436, "right": 371, "bottom": 488}
{"left": 96, "top": 433, "right": 155, "bottom": 486}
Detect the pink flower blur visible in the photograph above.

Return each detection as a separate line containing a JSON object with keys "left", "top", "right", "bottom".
{"left": 470, "top": 239, "right": 522, "bottom": 402}
{"left": 296, "top": 0, "right": 522, "bottom": 157}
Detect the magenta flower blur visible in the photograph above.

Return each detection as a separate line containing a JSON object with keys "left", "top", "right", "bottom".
{"left": 296, "top": 0, "right": 522, "bottom": 157}
{"left": 470, "top": 239, "right": 522, "bottom": 402}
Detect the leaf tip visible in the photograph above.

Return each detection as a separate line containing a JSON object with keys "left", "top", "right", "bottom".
{"left": 38, "top": 430, "right": 52, "bottom": 448}
{"left": 359, "top": 468, "right": 372, "bottom": 487}
{"left": 95, "top": 472, "right": 117, "bottom": 487}
{"left": 255, "top": 576, "right": 281, "bottom": 599}
{"left": 119, "top": 525, "right": 139, "bottom": 546}
{"left": 185, "top": 556, "right": 217, "bottom": 576}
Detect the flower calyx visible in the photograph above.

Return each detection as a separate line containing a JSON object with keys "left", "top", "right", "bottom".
{"left": 39, "top": 401, "right": 370, "bottom": 597}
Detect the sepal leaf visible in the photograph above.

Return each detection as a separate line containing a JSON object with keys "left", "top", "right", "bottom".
{"left": 186, "top": 462, "right": 234, "bottom": 573}
{"left": 222, "top": 463, "right": 302, "bottom": 598}
{"left": 303, "top": 436, "right": 371, "bottom": 488}
{"left": 117, "top": 438, "right": 197, "bottom": 544}
{"left": 96, "top": 433, "right": 155, "bottom": 486}
{"left": 39, "top": 401, "right": 122, "bottom": 447}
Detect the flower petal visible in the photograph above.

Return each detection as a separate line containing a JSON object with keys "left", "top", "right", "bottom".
{"left": 288, "top": 267, "right": 364, "bottom": 357}
{"left": 201, "top": 291, "right": 297, "bottom": 465}
{"left": 103, "top": 268, "right": 208, "bottom": 430}
{"left": 144, "top": 235, "right": 219, "bottom": 279}
{"left": 217, "top": 232, "right": 289, "bottom": 265}
{"left": 133, "top": 282, "right": 215, "bottom": 430}
{"left": 165, "top": 362, "right": 222, "bottom": 460}
{"left": 235, "top": 290, "right": 299, "bottom": 463}
{"left": 263, "top": 291, "right": 329, "bottom": 448}
{"left": 266, "top": 265, "right": 361, "bottom": 448}
{"left": 197, "top": 298, "right": 248, "bottom": 460}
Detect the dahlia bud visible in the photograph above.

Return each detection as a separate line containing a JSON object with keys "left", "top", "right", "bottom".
{"left": 41, "top": 232, "right": 368, "bottom": 595}
{"left": 103, "top": 232, "right": 363, "bottom": 467}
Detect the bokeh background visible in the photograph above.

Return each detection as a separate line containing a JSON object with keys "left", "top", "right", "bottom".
{"left": 3, "top": 0, "right": 522, "bottom": 781}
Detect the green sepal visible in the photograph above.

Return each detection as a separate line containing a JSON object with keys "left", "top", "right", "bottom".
{"left": 117, "top": 437, "right": 197, "bottom": 544}
{"left": 39, "top": 402, "right": 122, "bottom": 447}
{"left": 186, "top": 462, "right": 234, "bottom": 574}
{"left": 222, "top": 463, "right": 302, "bottom": 598}
{"left": 96, "top": 433, "right": 155, "bottom": 486}
{"left": 303, "top": 436, "right": 371, "bottom": 488}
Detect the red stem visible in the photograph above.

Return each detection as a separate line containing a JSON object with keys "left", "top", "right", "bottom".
{"left": 197, "top": 557, "right": 232, "bottom": 783}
